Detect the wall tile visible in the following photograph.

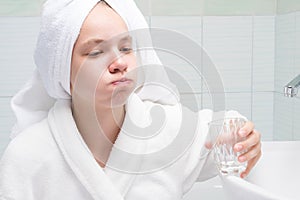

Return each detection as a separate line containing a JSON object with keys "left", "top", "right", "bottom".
{"left": 150, "top": 16, "right": 203, "bottom": 93}
{"left": 202, "top": 92, "right": 252, "bottom": 120}
{"left": 202, "top": 16, "right": 252, "bottom": 93}
{"left": 273, "top": 11, "right": 299, "bottom": 141}
{"left": 252, "top": 92, "right": 274, "bottom": 140}
{"left": 150, "top": 0, "right": 204, "bottom": 16}
{"left": 293, "top": 97, "right": 300, "bottom": 140}
{"left": 203, "top": 0, "right": 276, "bottom": 16}
{"left": 275, "top": 13, "right": 296, "bottom": 93}
{"left": 273, "top": 92, "right": 294, "bottom": 140}
{"left": 0, "top": 0, "right": 44, "bottom": 16}
{"left": 0, "top": 17, "right": 39, "bottom": 96}
{"left": 161, "top": 54, "right": 203, "bottom": 94}
{"left": 253, "top": 16, "right": 275, "bottom": 92}
{"left": 149, "top": 0, "right": 276, "bottom": 16}
{"left": 277, "top": 0, "right": 300, "bottom": 14}
{"left": 0, "top": 0, "right": 278, "bottom": 17}
{"left": 295, "top": 12, "right": 300, "bottom": 75}
{"left": 151, "top": 16, "right": 202, "bottom": 44}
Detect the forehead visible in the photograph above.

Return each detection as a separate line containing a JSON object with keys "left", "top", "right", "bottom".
{"left": 77, "top": 2, "right": 128, "bottom": 42}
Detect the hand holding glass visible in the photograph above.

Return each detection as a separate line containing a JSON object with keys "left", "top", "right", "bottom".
{"left": 208, "top": 118, "right": 247, "bottom": 176}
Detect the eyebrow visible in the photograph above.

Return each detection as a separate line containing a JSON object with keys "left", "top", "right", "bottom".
{"left": 80, "top": 35, "right": 132, "bottom": 50}
{"left": 80, "top": 38, "right": 104, "bottom": 51}
{"left": 119, "top": 35, "right": 132, "bottom": 43}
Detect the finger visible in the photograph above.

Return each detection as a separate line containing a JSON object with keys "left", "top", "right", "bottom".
{"left": 234, "top": 129, "right": 261, "bottom": 152}
{"left": 239, "top": 121, "right": 254, "bottom": 137}
{"left": 238, "top": 141, "right": 261, "bottom": 163}
{"left": 240, "top": 150, "right": 262, "bottom": 178}
{"left": 205, "top": 141, "right": 213, "bottom": 149}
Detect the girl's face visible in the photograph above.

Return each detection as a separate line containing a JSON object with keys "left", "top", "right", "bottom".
{"left": 70, "top": 2, "right": 137, "bottom": 108}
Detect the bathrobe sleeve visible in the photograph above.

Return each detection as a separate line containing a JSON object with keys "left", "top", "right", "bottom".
{"left": 0, "top": 119, "right": 93, "bottom": 200}
{"left": 182, "top": 109, "right": 247, "bottom": 195}
{"left": 0, "top": 121, "right": 48, "bottom": 199}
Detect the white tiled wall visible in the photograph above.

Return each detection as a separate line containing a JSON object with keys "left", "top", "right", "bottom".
{"left": 293, "top": 96, "right": 300, "bottom": 140}
{"left": 253, "top": 16, "right": 275, "bottom": 92}
{"left": 151, "top": 16, "right": 203, "bottom": 94}
{"left": 202, "top": 16, "right": 253, "bottom": 93}
{"left": 135, "top": 0, "right": 276, "bottom": 16}
{"left": 252, "top": 92, "right": 274, "bottom": 140}
{"left": 203, "top": 92, "right": 252, "bottom": 118}
{"left": 151, "top": 16, "right": 202, "bottom": 44}
{"left": 150, "top": 15, "right": 275, "bottom": 139}
{"left": 0, "top": 17, "right": 39, "bottom": 156}
{"left": 0, "top": 0, "right": 44, "bottom": 16}
{"left": 273, "top": 93, "right": 294, "bottom": 140}
{"left": 275, "top": 13, "right": 296, "bottom": 93}
{"left": 277, "top": 0, "right": 300, "bottom": 14}
{"left": 274, "top": 11, "right": 300, "bottom": 140}
{"left": 0, "top": 17, "right": 39, "bottom": 96}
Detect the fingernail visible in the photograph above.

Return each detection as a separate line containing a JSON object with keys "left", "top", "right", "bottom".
{"left": 235, "top": 144, "right": 243, "bottom": 151}
{"left": 239, "top": 129, "right": 247, "bottom": 137}
{"left": 241, "top": 173, "right": 247, "bottom": 179}
{"left": 239, "top": 156, "right": 246, "bottom": 162}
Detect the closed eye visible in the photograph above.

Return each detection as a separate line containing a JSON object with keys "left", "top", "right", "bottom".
{"left": 88, "top": 50, "right": 103, "bottom": 57}
{"left": 120, "top": 47, "right": 132, "bottom": 53}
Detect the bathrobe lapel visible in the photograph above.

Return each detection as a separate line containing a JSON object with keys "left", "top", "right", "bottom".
{"left": 48, "top": 95, "right": 147, "bottom": 199}
{"left": 48, "top": 100, "right": 125, "bottom": 200}
{"left": 103, "top": 94, "right": 150, "bottom": 196}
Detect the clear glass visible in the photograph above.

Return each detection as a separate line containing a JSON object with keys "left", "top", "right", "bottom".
{"left": 209, "top": 118, "right": 247, "bottom": 176}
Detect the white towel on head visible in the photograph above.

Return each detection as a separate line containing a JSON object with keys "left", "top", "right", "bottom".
{"left": 10, "top": 0, "right": 179, "bottom": 138}
{"left": 34, "top": 0, "right": 100, "bottom": 99}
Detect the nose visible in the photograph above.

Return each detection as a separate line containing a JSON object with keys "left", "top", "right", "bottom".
{"left": 108, "top": 54, "right": 128, "bottom": 74}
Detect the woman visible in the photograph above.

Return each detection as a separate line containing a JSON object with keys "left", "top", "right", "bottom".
{"left": 0, "top": 0, "right": 261, "bottom": 199}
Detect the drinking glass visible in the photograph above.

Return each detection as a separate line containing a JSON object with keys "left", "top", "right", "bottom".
{"left": 208, "top": 117, "right": 247, "bottom": 176}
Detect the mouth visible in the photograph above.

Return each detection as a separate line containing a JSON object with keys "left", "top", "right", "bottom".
{"left": 111, "top": 77, "right": 133, "bottom": 86}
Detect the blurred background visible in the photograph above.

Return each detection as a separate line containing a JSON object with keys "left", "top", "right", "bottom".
{"left": 0, "top": 0, "right": 299, "bottom": 156}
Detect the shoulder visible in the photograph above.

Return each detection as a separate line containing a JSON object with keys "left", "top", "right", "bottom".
{"left": 0, "top": 119, "right": 60, "bottom": 199}
{"left": 0, "top": 118, "right": 57, "bottom": 168}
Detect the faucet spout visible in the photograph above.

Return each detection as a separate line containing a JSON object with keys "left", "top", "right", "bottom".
{"left": 284, "top": 74, "right": 300, "bottom": 97}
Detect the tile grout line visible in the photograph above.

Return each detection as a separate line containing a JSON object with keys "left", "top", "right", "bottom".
{"left": 251, "top": 15, "right": 254, "bottom": 121}
{"left": 273, "top": 11, "right": 278, "bottom": 140}
{"left": 292, "top": 13, "right": 297, "bottom": 140}
{"left": 0, "top": 96, "right": 13, "bottom": 98}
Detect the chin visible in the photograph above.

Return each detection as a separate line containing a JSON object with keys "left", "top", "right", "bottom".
{"left": 110, "top": 89, "right": 134, "bottom": 108}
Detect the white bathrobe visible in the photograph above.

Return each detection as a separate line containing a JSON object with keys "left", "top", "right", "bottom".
{"left": 0, "top": 94, "right": 244, "bottom": 200}
{"left": 0, "top": 95, "right": 244, "bottom": 200}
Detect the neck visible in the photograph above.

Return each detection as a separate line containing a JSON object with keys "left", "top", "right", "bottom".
{"left": 72, "top": 99, "right": 125, "bottom": 167}
{"left": 96, "top": 105, "right": 125, "bottom": 143}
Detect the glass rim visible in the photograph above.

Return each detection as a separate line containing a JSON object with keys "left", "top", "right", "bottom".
{"left": 208, "top": 117, "right": 247, "bottom": 126}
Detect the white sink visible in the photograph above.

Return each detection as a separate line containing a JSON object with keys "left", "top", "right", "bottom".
{"left": 222, "top": 141, "right": 300, "bottom": 200}
{"left": 184, "top": 141, "right": 300, "bottom": 200}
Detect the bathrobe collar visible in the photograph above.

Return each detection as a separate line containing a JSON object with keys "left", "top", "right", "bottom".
{"left": 47, "top": 93, "right": 150, "bottom": 199}
{"left": 48, "top": 100, "right": 123, "bottom": 199}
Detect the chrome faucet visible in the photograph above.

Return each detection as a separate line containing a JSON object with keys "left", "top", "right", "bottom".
{"left": 284, "top": 74, "right": 300, "bottom": 97}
